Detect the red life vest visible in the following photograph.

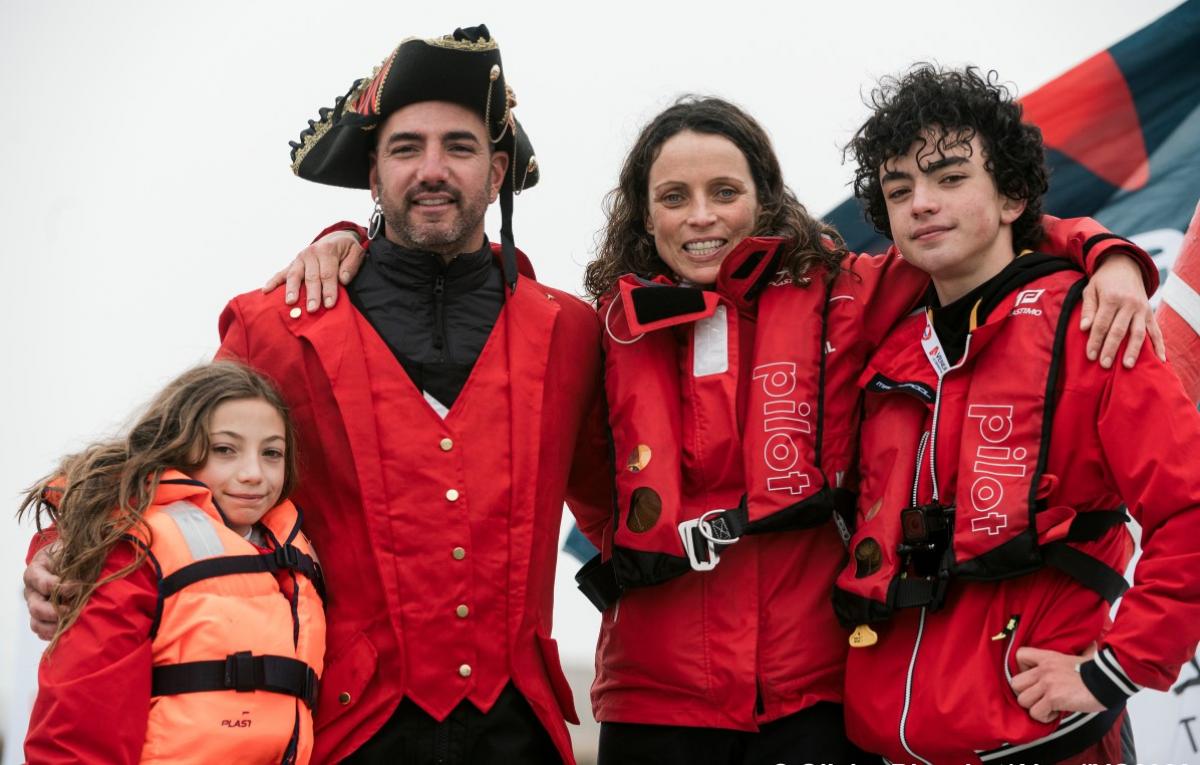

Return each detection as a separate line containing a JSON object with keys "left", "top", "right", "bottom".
{"left": 137, "top": 474, "right": 326, "bottom": 765}
{"left": 833, "top": 261, "right": 1128, "bottom": 629}
{"left": 593, "top": 238, "right": 852, "bottom": 593}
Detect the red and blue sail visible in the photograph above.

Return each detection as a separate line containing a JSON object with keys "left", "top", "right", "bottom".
{"left": 826, "top": 0, "right": 1200, "bottom": 287}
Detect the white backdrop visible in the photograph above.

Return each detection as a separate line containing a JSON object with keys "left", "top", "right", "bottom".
{"left": 1, "top": 1, "right": 1192, "bottom": 761}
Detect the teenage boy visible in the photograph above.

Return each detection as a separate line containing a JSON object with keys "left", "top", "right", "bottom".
{"left": 833, "top": 65, "right": 1200, "bottom": 764}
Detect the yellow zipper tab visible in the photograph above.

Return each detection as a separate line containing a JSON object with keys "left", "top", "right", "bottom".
{"left": 990, "top": 616, "right": 1018, "bottom": 641}
{"left": 849, "top": 624, "right": 879, "bottom": 648}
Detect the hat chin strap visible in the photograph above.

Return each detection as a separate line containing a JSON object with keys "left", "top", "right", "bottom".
{"left": 499, "top": 183, "right": 518, "bottom": 292}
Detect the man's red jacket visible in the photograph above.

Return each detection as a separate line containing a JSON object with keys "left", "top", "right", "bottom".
{"left": 217, "top": 250, "right": 611, "bottom": 764}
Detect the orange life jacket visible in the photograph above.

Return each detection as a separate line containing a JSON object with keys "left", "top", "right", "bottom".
{"left": 136, "top": 473, "right": 326, "bottom": 765}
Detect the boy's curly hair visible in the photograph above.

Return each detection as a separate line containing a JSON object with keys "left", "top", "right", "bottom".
{"left": 848, "top": 64, "right": 1048, "bottom": 252}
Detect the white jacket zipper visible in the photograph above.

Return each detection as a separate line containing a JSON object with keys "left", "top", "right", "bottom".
{"left": 897, "top": 333, "right": 973, "bottom": 763}
{"left": 899, "top": 606, "right": 934, "bottom": 765}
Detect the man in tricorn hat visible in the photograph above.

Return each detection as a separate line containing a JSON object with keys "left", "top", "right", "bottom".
{"left": 236, "top": 24, "right": 611, "bottom": 764}
{"left": 23, "top": 24, "right": 610, "bottom": 765}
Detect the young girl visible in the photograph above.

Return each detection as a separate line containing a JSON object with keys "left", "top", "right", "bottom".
{"left": 20, "top": 361, "right": 325, "bottom": 765}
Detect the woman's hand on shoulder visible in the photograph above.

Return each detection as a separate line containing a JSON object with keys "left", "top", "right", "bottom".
{"left": 1081, "top": 252, "right": 1166, "bottom": 369}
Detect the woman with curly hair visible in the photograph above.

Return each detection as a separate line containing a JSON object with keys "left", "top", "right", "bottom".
{"left": 580, "top": 94, "right": 1156, "bottom": 764}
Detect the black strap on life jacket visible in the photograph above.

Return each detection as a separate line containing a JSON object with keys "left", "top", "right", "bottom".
{"left": 1041, "top": 508, "right": 1131, "bottom": 605}
{"left": 151, "top": 652, "right": 319, "bottom": 709}
{"left": 891, "top": 575, "right": 952, "bottom": 611}
{"left": 159, "top": 546, "right": 325, "bottom": 600}
{"left": 150, "top": 546, "right": 325, "bottom": 639}
{"left": 575, "top": 553, "right": 624, "bottom": 612}
{"left": 888, "top": 507, "right": 1130, "bottom": 612}
{"left": 575, "top": 489, "right": 859, "bottom": 613}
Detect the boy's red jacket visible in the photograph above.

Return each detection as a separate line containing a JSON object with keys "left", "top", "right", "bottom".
{"left": 839, "top": 266, "right": 1200, "bottom": 762}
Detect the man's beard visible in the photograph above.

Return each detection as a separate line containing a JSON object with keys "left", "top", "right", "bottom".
{"left": 381, "top": 180, "right": 489, "bottom": 255}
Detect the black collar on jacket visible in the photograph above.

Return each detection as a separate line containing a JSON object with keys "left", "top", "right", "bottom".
{"left": 927, "top": 252, "right": 1073, "bottom": 365}
{"left": 367, "top": 237, "right": 496, "bottom": 294}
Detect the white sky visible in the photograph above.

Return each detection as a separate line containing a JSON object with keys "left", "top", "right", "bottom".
{"left": 0, "top": 0, "right": 1186, "bottom": 754}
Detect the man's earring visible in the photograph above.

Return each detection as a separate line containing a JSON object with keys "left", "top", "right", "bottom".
{"left": 367, "top": 197, "right": 383, "bottom": 240}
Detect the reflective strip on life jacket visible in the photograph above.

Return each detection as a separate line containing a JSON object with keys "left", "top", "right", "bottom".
{"left": 162, "top": 500, "right": 225, "bottom": 560}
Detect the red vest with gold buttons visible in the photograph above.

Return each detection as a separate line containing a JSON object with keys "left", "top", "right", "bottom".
{"left": 354, "top": 306, "right": 513, "bottom": 718}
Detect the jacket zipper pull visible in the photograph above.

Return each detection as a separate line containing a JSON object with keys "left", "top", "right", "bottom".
{"left": 849, "top": 623, "right": 878, "bottom": 648}
{"left": 433, "top": 274, "right": 446, "bottom": 353}
{"left": 990, "top": 616, "right": 1018, "bottom": 641}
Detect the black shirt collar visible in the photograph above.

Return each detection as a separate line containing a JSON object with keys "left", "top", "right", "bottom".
{"left": 367, "top": 237, "right": 495, "bottom": 291}
{"left": 926, "top": 252, "right": 1069, "bottom": 365}
{"left": 926, "top": 254, "right": 1027, "bottom": 365}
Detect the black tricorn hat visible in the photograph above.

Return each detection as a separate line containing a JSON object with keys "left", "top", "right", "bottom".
{"left": 289, "top": 25, "right": 538, "bottom": 192}
{"left": 289, "top": 25, "right": 538, "bottom": 287}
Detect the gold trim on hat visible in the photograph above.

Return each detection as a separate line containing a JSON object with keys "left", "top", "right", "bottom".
{"left": 289, "top": 76, "right": 374, "bottom": 175}
{"left": 515, "top": 155, "right": 536, "bottom": 195}
{"left": 485, "top": 80, "right": 515, "bottom": 145}
{"left": 290, "top": 119, "right": 334, "bottom": 174}
{"left": 425, "top": 34, "right": 499, "bottom": 52}
{"left": 372, "top": 52, "right": 398, "bottom": 116}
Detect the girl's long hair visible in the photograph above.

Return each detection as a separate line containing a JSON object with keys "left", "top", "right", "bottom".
{"left": 18, "top": 361, "right": 298, "bottom": 649}
{"left": 584, "top": 96, "right": 846, "bottom": 299}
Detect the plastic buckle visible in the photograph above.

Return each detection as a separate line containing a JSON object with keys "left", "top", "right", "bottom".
{"left": 274, "top": 544, "right": 299, "bottom": 570}
{"left": 225, "top": 651, "right": 256, "bottom": 693}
